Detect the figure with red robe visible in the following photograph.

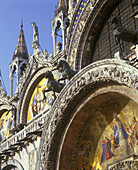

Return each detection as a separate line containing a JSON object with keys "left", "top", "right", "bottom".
{"left": 100, "top": 136, "right": 115, "bottom": 165}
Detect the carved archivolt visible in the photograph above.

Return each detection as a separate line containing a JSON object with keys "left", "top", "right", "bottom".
{"left": 19, "top": 67, "right": 60, "bottom": 125}
{"left": 0, "top": 89, "right": 10, "bottom": 106}
{"left": 1, "top": 159, "right": 24, "bottom": 170}
{"left": 67, "top": 0, "right": 122, "bottom": 69}
{"left": 36, "top": 59, "right": 138, "bottom": 170}
{"left": 17, "top": 51, "right": 53, "bottom": 96}
{"left": 0, "top": 105, "right": 12, "bottom": 111}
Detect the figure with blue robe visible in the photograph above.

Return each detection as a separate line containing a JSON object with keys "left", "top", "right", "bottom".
{"left": 100, "top": 137, "right": 115, "bottom": 165}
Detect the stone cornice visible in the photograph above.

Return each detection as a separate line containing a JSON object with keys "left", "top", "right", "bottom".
{"left": 36, "top": 59, "right": 138, "bottom": 170}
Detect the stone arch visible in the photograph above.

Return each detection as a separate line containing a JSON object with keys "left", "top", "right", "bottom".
{"left": 57, "top": 87, "right": 138, "bottom": 169}
{"left": 0, "top": 105, "right": 12, "bottom": 114}
{"left": 36, "top": 59, "right": 138, "bottom": 169}
{"left": 19, "top": 67, "right": 56, "bottom": 125}
{"left": 1, "top": 159, "right": 24, "bottom": 170}
{"left": 67, "top": 0, "right": 136, "bottom": 70}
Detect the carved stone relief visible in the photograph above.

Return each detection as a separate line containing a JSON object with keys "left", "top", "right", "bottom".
{"left": 108, "top": 160, "right": 138, "bottom": 170}
{"left": 19, "top": 67, "right": 61, "bottom": 125}
{"left": 36, "top": 59, "right": 138, "bottom": 170}
{"left": 67, "top": 0, "right": 123, "bottom": 70}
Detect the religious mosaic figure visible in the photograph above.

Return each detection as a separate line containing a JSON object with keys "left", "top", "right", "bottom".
{"left": 78, "top": 143, "right": 91, "bottom": 158}
{"left": 124, "top": 116, "right": 138, "bottom": 151}
{"left": 75, "top": 100, "right": 138, "bottom": 170}
{"left": 27, "top": 78, "right": 54, "bottom": 122}
{"left": 100, "top": 135, "right": 115, "bottom": 165}
{"left": 131, "top": 116, "right": 138, "bottom": 145}
{"left": 31, "top": 85, "right": 42, "bottom": 117}
{"left": 0, "top": 111, "right": 14, "bottom": 141}
{"left": 0, "top": 118, "right": 4, "bottom": 141}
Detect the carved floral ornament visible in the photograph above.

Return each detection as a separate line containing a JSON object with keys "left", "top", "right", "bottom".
{"left": 36, "top": 59, "right": 138, "bottom": 170}
{"left": 109, "top": 160, "right": 138, "bottom": 170}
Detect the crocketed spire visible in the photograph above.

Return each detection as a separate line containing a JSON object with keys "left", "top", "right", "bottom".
{"left": 55, "top": 0, "right": 68, "bottom": 16}
{"left": 12, "top": 20, "right": 29, "bottom": 61}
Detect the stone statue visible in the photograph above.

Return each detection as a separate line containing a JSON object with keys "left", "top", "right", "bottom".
{"left": 31, "top": 22, "right": 39, "bottom": 43}
{"left": 52, "top": 60, "right": 78, "bottom": 82}
{"left": 56, "top": 42, "right": 62, "bottom": 54}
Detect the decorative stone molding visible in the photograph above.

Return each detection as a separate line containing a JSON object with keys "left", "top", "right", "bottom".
{"left": 19, "top": 67, "right": 60, "bottom": 125}
{"left": 67, "top": 0, "right": 91, "bottom": 68}
{"left": 1, "top": 159, "right": 24, "bottom": 170}
{"left": 109, "top": 160, "right": 138, "bottom": 170}
{"left": 0, "top": 88, "right": 10, "bottom": 106}
{"left": 36, "top": 59, "right": 138, "bottom": 170}
{"left": 107, "top": 155, "right": 138, "bottom": 170}
{"left": 0, "top": 105, "right": 12, "bottom": 112}
{"left": 16, "top": 49, "right": 54, "bottom": 97}
{"left": 0, "top": 98, "right": 10, "bottom": 107}
{"left": 0, "top": 110, "right": 47, "bottom": 152}
{"left": 67, "top": 0, "right": 122, "bottom": 70}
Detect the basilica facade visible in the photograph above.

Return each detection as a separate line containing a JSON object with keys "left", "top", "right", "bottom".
{"left": 0, "top": 0, "right": 138, "bottom": 170}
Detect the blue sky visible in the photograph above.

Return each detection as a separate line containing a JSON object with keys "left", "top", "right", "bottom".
{"left": 0, "top": 0, "right": 58, "bottom": 95}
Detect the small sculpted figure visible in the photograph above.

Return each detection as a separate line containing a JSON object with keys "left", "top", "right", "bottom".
{"left": 42, "top": 71, "right": 65, "bottom": 100}
{"left": 31, "top": 22, "right": 39, "bottom": 43}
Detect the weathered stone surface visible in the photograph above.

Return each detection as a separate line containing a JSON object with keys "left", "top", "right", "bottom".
{"left": 36, "top": 59, "right": 138, "bottom": 170}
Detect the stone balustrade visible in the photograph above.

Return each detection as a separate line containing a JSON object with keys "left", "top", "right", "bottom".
{"left": 0, "top": 110, "right": 49, "bottom": 152}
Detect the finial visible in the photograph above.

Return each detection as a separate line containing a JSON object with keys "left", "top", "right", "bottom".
{"left": 21, "top": 19, "right": 23, "bottom": 30}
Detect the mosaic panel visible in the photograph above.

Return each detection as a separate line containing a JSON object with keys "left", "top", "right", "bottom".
{"left": 75, "top": 100, "right": 138, "bottom": 169}
{"left": 0, "top": 110, "right": 14, "bottom": 141}
{"left": 27, "top": 76, "right": 57, "bottom": 122}
{"left": 71, "top": 0, "right": 88, "bottom": 37}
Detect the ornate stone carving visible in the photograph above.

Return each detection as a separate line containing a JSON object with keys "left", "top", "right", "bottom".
{"left": 36, "top": 59, "right": 138, "bottom": 170}
{"left": 67, "top": 0, "right": 95, "bottom": 68}
{"left": 67, "top": 0, "right": 124, "bottom": 70}
{"left": 16, "top": 49, "right": 54, "bottom": 97}
{"left": 0, "top": 89, "right": 10, "bottom": 106}
{"left": 109, "top": 160, "right": 138, "bottom": 170}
